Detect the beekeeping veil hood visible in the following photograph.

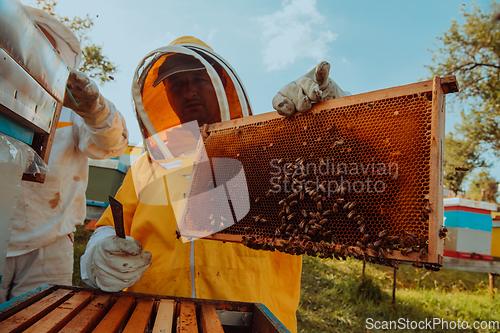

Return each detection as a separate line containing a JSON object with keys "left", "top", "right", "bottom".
{"left": 132, "top": 36, "right": 252, "bottom": 160}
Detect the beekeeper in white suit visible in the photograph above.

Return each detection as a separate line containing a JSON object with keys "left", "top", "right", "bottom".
{"left": 0, "top": 6, "right": 129, "bottom": 303}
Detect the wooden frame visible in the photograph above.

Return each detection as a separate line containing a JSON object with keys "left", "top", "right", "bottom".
{"left": 183, "top": 77, "right": 458, "bottom": 267}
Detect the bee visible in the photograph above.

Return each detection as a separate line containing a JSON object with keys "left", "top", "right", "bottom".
{"left": 289, "top": 200, "right": 298, "bottom": 207}
{"left": 326, "top": 126, "right": 335, "bottom": 133}
{"left": 404, "top": 231, "right": 416, "bottom": 241}
{"left": 359, "top": 224, "right": 366, "bottom": 234}
{"left": 356, "top": 241, "right": 365, "bottom": 249}
{"left": 390, "top": 260, "right": 399, "bottom": 269}
{"left": 299, "top": 191, "right": 305, "bottom": 201}
{"left": 454, "top": 166, "right": 469, "bottom": 172}
{"left": 393, "top": 169, "right": 399, "bottom": 181}
{"left": 309, "top": 212, "right": 317, "bottom": 219}
{"left": 287, "top": 193, "right": 298, "bottom": 200}
{"left": 343, "top": 202, "right": 351, "bottom": 210}
{"left": 319, "top": 218, "right": 328, "bottom": 225}
{"left": 347, "top": 210, "right": 356, "bottom": 219}
{"left": 337, "top": 198, "right": 345, "bottom": 205}
{"left": 332, "top": 203, "right": 339, "bottom": 213}
{"left": 317, "top": 201, "right": 322, "bottom": 211}
{"left": 340, "top": 186, "right": 347, "bottom": 196}
{"left": 385, "top": 247, "right": 393, "bottom": 255}
{"left": 378, "top": 230, "right": 389, "bottom": 239}
{"left": 254, "top": 197, "right": 260, "bottom": 203}
{"left": 299, "top": 220, "right": 306, "bottom": 229}
{"left": 439, "top": 226, "right": 448, "bottom": 239}
{"left": 419, "top": 247, "right": 427, "bottom": 259}
{"left": 301, "top": 209, "right": 308, "bottom": 218}
{"left": 373, "top": 240, "right": 383, "bottom": 248}
{"left": 388, "top": 235, "right": 400, "bottom": 244}
{"left": 285, "top": 205, "right": 291, "bottom": 214}
{"left": 281, "top": 216, "right": 287, "bottom": 223}
{"left": 260, "top": 218, "right": 268, "bottom": 223}
{"left": 244, "top": 227, "right": 252, "bottom": 233}
{"left": 287, "top": 213, "right": 296, "bottom": 221}
{"left": 334, "top": 141, "right": 344, "bottom": 147}
{"left": 279, "top": 210, "right": 286, "bottom": 217}
{"left": 277, "top": 158, "right": 284, "bottom": 165}
{"left": 235, "top": 130, "right": 242, "bottom": 136}
{"left": 253, "top": 215, "right": 261, "bottom": 222}
{"left": 318, "top": 184, "right": 326, "bottom": 193}
{"left": 361, "top": 234, "right": 370, "bottom": 243}
{"left": 275, "top": 229, "right": 282, "bottom": 238}
{"left": 400, "top": 247, "right": 413, "bottom": 256}
{"left": 323, "top": 230, "right": 332, "bottom": 238}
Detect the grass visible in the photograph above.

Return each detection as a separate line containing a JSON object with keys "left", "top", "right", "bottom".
{"left": 72, "top": 221, "right": 94, "bottom": 287}
{"left": 297, "top": 256, "right": 500, "bottom": 333}
{"left": 71, "top": 224, "right": 499, "bottom": 332}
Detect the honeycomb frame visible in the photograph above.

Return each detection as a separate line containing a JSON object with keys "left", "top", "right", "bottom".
{"left": 180, "top": 77, "right": 458, "bottom": 268}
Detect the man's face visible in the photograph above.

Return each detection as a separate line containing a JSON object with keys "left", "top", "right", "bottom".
{"left": 163, "top": 70, "right": 221, "bottom": 126}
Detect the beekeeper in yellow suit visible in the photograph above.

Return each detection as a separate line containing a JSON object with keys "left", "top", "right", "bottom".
{"left": 81, "top": 36, "right": 347, "bottom": 332}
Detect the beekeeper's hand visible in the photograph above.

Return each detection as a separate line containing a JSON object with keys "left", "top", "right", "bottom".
{"left": 63, "top": 68, "right": 110, "bottom": 125}
{"left": 272, "top": 61, "right": 348, "bottom": 117}
{"left": 86, "top": 235, "right": 152, "bottom": 292}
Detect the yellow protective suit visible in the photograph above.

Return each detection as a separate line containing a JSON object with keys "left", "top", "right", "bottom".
{"left": 94, "top": 36, "right": 302, "bottom": 332}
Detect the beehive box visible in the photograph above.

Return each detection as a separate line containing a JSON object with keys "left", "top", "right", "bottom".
{"left": 179, "top": 77, "right": 458, "bottom": 270}
{"left": 0, "top": 0, "right": 68, "bottom": 183}
{"left": 0, "top": 284, "right": 288, "bottom": 333}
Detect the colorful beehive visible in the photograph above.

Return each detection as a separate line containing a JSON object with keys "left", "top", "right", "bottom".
{"left": 443, "top": 198, "right": 497, "bottom": 260}
{"left": 491, "top": 212, "right": 500, "bottom": 258}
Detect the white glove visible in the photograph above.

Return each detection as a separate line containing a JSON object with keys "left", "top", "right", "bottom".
{"left": 272, "top": 61, "right": 348, "bottom": 117}
{"left": 85, "top": 235, "right": 152, "bottom": 292}
{"left": 63, "top": 68, "right": 110, "bottom": 125}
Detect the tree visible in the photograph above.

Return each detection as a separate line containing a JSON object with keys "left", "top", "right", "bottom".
{"left": 443, "top": 133, "right": 486, "bottom": 195}
{"left": 36, "top": 0, "right": 116, "bottom": 84}
{"left": 426, "top": 1, "right": 500, "bottom": 158}
{"left": 467, "top": 168, "right": 499, "bottom": 203}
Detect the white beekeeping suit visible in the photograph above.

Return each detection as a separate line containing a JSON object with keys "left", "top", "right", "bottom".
{"left": 0, "top": 6, "right": 129, "bottom": 303}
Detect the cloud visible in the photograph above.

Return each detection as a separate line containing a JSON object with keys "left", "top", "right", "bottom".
{"left": 255, "top": 0, "right": 338, "bottom": 72}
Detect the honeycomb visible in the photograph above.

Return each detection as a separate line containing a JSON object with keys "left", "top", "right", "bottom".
{"left": 181, "top": 78, "right": 457, "bottom": 269}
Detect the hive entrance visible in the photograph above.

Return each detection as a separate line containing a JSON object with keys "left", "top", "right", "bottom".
{"left": 180, "top": 77, "right": 458, "bottom": 269}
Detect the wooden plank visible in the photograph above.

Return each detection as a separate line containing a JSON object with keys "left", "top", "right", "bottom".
{"left": 428, "top": 77, "right": 445, "bottom": 265}
{"left": 0, "top": 288, "right": 72, "bottom": 333}
{"left": 23, "top": 291, "right": 93, "bottom": 333}
{"left": 59, "top": 294, "right": 113, "bottom": 333}
{"left": 122, "top": 299, "right": 154, "bottom": 333}
{"left": 0, "top": 284, "right": 56, "bottom": 321}
{"left": 177, "top": 301, "right": 198, "bottom": 333}
{"left": 252, "top": 303, "right": 289, "bottom": 333}
{"left": 199, "top": 303, "right": 224, "bottom": 333}
{"left": 92, "top": 296, "right": 135, "bottom": 333}
{"left": 442, "top": 257, "right": 500, "bottom": 274}
{"left": 208, "top": 80, "right": 435, "bottom": 132}
{"left": 152, "top": 299, "right": 175, "bottom": 333}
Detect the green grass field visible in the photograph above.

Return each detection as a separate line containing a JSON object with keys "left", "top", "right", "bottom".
{"left": 73, "top": 221, "right": 499, "bottom": 332}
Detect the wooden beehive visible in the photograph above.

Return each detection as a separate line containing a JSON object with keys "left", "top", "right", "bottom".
{"left": 179, "top": 77, "right": 458, "bottom": 270}
{"left": 0, "top": 284, "right": 289, "bottom": 333}
{"left": 0, "top": 0, "right": 68, "bottom": 183}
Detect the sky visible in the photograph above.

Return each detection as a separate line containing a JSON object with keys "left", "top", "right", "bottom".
{"left": 20, "top": 0, "right": 499, "bottom": 187}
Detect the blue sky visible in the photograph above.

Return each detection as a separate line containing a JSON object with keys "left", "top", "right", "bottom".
{"left": 21, "top": 0, "right": 498, "bottom": 187}
{"left": 22, "top": 0, "right": 495, "bottom": 144}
